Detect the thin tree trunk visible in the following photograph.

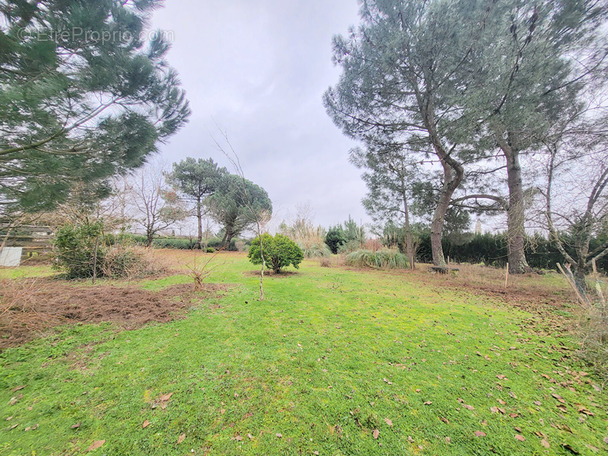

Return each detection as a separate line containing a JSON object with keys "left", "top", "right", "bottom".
{"left": 501, "top": 141, "right": 531, "bottom": 274}
{"left": 196, "top": 200, "right": 203, "bottom": 250}
{"left": 401, "top": 185, "right": 415, "bottom": 270}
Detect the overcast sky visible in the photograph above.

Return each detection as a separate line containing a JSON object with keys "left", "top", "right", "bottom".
{"left": 149, "top": 0, "right": 369, "bottom": 229}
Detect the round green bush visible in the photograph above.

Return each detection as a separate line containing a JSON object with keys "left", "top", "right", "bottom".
{"left": 248, "top": 233, "right": 304, "bottom": 273}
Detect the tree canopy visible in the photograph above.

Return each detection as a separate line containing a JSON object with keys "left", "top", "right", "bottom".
{"left": 207, "top": 174, "right": 272, "bottom": 248}
{"left": 167, "top": 158, "right": 227, "bottom": 248}
{"left": 0, "top": 0, "right": 190, "bottom": 215}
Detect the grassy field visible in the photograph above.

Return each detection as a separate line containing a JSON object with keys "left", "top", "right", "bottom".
{"left": 1, "top": 252, "right": 606, "bottom": 455}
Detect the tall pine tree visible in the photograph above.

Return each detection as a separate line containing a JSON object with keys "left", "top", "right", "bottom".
{"left": 0, "top": 0, "right": 190, "bottom": 216}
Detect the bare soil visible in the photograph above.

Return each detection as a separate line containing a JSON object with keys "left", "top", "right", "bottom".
{"left": 0, "top": 279, "right": 228, "bottom": 350}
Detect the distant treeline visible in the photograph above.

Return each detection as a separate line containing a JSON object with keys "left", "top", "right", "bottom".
{"left": 415, "top": 233, "right": 608, "bottom": 272}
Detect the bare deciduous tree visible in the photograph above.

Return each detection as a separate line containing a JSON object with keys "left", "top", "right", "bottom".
{"left": 540, "top": 107, "right": 608, "bottom": 295}
{"left": 130, "top": 164, "right": 188, "bottom": 247}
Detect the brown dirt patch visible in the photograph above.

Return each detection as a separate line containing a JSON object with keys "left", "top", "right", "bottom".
{"left": 0, "top": 279, "right": 229, "bottom": 350}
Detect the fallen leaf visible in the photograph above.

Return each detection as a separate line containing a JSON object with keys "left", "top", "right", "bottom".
{"left": 464, "top": 404, "right": 475, "bottom": 411}
{"left": 233, "top": 435, "right": 243, "bottom": 441}
{"left": 373, "top": 429, "right": 380, "bottom": 439}
{"left": 534, "top": 401, "right": 542, "bottom": 406}
{"left": 515, "top": 434, "right": 525, "bottom": 441}
{"left": 497, "top": 399, "right": 507, "bottom": 405}
{"left": 11, "top": 386, "right": 26, "bottom": 392}
{"left": 276, "top": 433, "right": 282, "bottom": 438}
{"left": 577, "top": 405, "right": 594, "bottom": 416}
{"left": 445, "top": 437, "right": 451, "bottom": 443}
{"left": 5, "top": 416, "right": 12, "bottom": 421}
{"left": 497, "top": 375, "right": 507, "bottom": 380}
{"left": 424, "top": 401, "right": 433, "bottom": 405}
{"left": 9, "top": 423, "right": 18, "bottom": 430}
{"left": 383, "top": 378, "right": 393, "bottom": 385}
{"left": 562, "top": 443, "right": 580, "bottom": 454}
{"left": 475, "top": 431, "right": 486, "bottom": 437}
{"left": 72, "top": 423, "right": 81, "bottom": 429}
{"left": 585, "top": 444, "right": 599, "bottom": 453}
{"left": 87, "top": 440, "right": 105, "bottom": 452}
{"left": 384, "top": 418, "right": 393, "bottom": 427}
{"left": 541, "top": 439, "right": 550, "bottom": 448}
{"left": 440, "top": 417, "right": 450, "bottom": 424}
{"left": 142, "top": 420, "right": 150, "bottom": 429}
{"left": 552, "top": 394, "right": 565, "bottom": 404}
{"left": 158, "top": 393, "right": 174, "bottom": 402}
{"left": 177, "top": 434, "right": 185, "bottom": 444}
{"left": 509, "top": 413, "right": 519, "bottom": 418}
{"left": 248, "top": 433, "right": 254, "bottom": 440}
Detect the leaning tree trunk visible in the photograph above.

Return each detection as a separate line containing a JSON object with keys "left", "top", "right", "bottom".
{"left": 501, "top": 141, "right": 531, "bottom": 274}
{"left": 430, "top": 158, "right": 463, "bottom": 268}
{"left": 421, "top": 97, "right": 464, "bottom": 268}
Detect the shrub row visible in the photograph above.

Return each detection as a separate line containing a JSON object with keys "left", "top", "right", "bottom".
{"left": 345, "top": 249, "right": 409, "bottom": 270}
{"left": 125, "top": 235, "right": 236, "bottom": 251}
{"left": 415, "top": 232, "right": 608, "bottom": 272}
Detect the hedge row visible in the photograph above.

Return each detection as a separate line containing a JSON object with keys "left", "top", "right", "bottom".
{"left": 115, "top": 234, "right": 237, "bottom": 251}
{"left": 415, "top": 232, "right": 608, "bottom": 272}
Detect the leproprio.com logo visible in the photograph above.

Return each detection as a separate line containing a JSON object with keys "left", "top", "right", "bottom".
{"left": 17, "top": 28, "right": 174, "bottom": 45}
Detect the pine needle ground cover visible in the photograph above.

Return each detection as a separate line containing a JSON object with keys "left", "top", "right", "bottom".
{"left": 1, "top": 252, "right": 606, "bottom": 455}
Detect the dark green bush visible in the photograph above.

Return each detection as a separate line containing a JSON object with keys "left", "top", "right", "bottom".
{"left": 325, "top": 226, "right": 347, "bottom": 254}
{"left": 249, "top": 233, "right": 304, "bottom": 273}
{"left": 52, "top": 221, "right": 107, "bottom": 279}
{"left": 206, "top": 247, "right": 216, "bottom": 253}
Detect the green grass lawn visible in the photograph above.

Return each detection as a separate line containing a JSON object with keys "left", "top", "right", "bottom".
{"left": 1, "top": 254, "right": 606, "bottom": 455}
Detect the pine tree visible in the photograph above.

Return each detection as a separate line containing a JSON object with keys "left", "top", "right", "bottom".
{"left": 0, "top": 0, "right": 190, "bottom": 215}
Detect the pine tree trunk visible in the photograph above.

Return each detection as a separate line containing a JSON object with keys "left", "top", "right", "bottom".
{"left": 573, "top": 264, "right": 588, "bottom": 298}
{"left": 504, "top": 146, "right": 531, "bottom": 274}
{"left": 420, "top": 97, "right": 464, "bottom": 268}
{"left": 431, "top": 163, "right": 462, "bottom": 268}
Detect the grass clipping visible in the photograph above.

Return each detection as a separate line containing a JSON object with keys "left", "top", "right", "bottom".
{"left": 345, "top": 249, "right": 409, "bottom": 270}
